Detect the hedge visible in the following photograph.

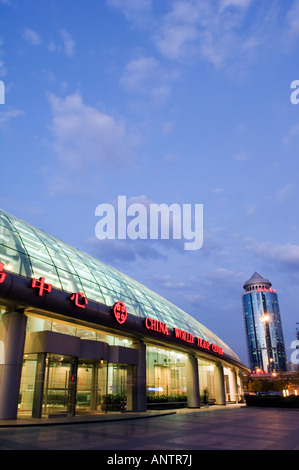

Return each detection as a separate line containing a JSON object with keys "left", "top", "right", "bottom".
{"left": 245, "top": 394, "right": 299, "bottom": 408}
{"left": 147, "top": 393, "right": 187, "bottom": 403}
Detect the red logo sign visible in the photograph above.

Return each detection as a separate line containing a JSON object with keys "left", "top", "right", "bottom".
{"left": 113, "top": 301, "right": 127, "bottom": 324}
{"left": 71, "top": 292, "right": 88, "bottom": 308}
{"left": 32, "top": 277, "right": 52, "bottom": 296}
{"left": 211, "top": 344, "right": 223, "bottom": 355}
{"left": 174, "top": 327, "right": 194, "bottom": 344}
{"left": 197, "top": 337, "right": 210, "bottom": 350}
{"left": 0, "top": 262, "right": 7, "bottom": 284}
{"left": 145, "top": 317, "right": 169, "bottom": 335}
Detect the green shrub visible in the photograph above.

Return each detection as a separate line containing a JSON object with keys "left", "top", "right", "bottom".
{"left": 147, "top": 393, "right": 187, "bottom": 403}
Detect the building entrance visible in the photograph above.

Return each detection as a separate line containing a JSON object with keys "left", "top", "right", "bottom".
{"left": 18, "top": 353, "right": 135, "bottom": 417}
{"left": 76, "top": 359, "right": 107, "bottom": 413}
{"left": 43, "top": 354, "right": 77, "bottom": 416}
{"left": 106, "top": 364, "right": 128, "bottom": 412}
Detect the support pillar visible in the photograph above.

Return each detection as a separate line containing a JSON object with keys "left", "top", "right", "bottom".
{"left": 32, "top": 353, "right": 47, "bottom": 418}
{"left": 230, "top": 369, "right": 238, "bottom": 403}
{"left": 214, "top": 362, "right": 226, "bottom": 405}
{"left": 0, "top": 309, "right": 28, "bottom": 420}
{"left": 130, "top": 341, "right": 146, "bottom": 412}
{"left": 67, "top": 357, "right": 78, "bottom": 416}
{"left": 126, "top": 364, "right": 135, "bottom": 411}
{"left": 90, "top": 363, "right": 99, "bottom": 411}
{"left": 186, "top": 354, "right": 200, "bottom": 408}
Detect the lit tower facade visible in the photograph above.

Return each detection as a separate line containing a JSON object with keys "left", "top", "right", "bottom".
{"left": 242, "top": 272, "right": 287, "bottom": 373}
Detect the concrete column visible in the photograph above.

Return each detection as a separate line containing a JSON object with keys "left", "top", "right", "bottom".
{"left": 126, "top": 364, "right": 135, "bottom": 411}
{"left": 67, "top": 357, "right": 78, "bottom": 416}
{"left": 186, "top": 355, "right": 200, "bottom": 408}
{"left": 130, "top": 341, "right": 146, "bottom": 412}
{"left": 214, "top": 362, "right": 226, "bottom": 405}
{"left": 230, "top": 369, "right": 238, "bottom": 403}
{"left": 90, "top": 363, "right": 99, "bottom": 411}
{"left": 0, "top": 309, "right": 28, "bottom": 419}
{"left": 32, "top": 353, "right": 47, "bottom": 418}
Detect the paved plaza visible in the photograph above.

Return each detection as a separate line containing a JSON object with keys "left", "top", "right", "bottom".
{"left": 0, "top": 404, "right": 299, "bottom": 451}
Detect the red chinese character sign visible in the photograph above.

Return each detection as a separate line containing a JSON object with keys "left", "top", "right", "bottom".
{"left": 32, "top": 277, "right": 52, "bottom": 296}
{"left": 0, "top": 262, "right": 7, "bottom": 284}
{"left": 113, "top": 301, "right": 127, "bottom": 324}
{"left": 70, "top": 292, "right": 88, "bottom": 308}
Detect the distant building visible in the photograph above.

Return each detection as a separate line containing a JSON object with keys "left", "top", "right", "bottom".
{"left": 242, "top": 272, "right": 287, "bottom": 373}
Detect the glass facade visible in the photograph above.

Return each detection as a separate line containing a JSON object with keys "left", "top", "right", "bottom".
{"left": 146, "top": 346, "right": 187, "bottom": 399}
{"left": 242, "top": 272, "right": 287, "bottom": 373}
{"left": 198, "top": 359, "right": 215, "bottom": 403}
{"left": 12, "top": 312, "right": 243, "bottom": 416}
{"left": 19, "top": 354, "right": 37, "bottom": 414}
{"left": 0, "top": 208, "right": 248, "bottom": 420}
{"left": 26, "top": 314, "right": 132, "bottom": 349}
{"left": 0, "top": 208, "right": 237, "bottom": 360}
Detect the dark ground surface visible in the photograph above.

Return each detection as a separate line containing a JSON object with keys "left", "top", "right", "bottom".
{"left": 0, "top": 404, "right": 298, "bottom": 451}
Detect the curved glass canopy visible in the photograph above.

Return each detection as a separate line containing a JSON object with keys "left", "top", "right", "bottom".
{"left": 0, "top": 208, "right": 239, "bottom": 360}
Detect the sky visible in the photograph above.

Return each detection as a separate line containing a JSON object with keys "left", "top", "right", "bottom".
{"left": 1, "top": 0, "right": 299, "bottom": 366}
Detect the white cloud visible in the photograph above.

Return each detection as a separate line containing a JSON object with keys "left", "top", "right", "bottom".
{"left": 0, "top": 108, "right": 23, "bottom": 128}
{"left": 60, "top": 29, "right": 75, "bottom": 57}
{"left": 275, "top": 184, "right": 294, "bottom": 204}
{"left": 183, "top": 293, "right": 206, "bottom": 307}
{"left": 107, "top": 0, "right": 290, "bottom": 71}
{"left": 0, "top": 38, "right": 6, "bottom": 77}
{"left": 47, "top": 30, "right": 75, "bottom": 57}
{"left": 220, "top": 0, "right": 252, "bottom": 11}
{"left": 286, "top": 0, "right": 299, "bottom": 41}
{"left": 153, "top": 1, "right": 200, "bottom": 61}
{"left": 283, "top": 123, "right": 299, "bottom": 145}
{"left": 211, "top": 188, "right": 223, "bottom": 194}
{"left": 86, "top": 236, "right": 167, "bottom": 265}
{"left": 23, "top": 28, "right": 42, "bottom": 46}
{"left": 135, "top": 0, "right": 268, "bottom": 68}
{"left": 120, "top": 57, "right": 161, "bottom": 92}
{"left": 207, "top": 267, "right": 242, "bottom": 283}
{"left": 48, "top": 92, "right": 131, "bottom": 169}
{"left": 106, "top": 0, "right": 153, "bottom": 27}
{"left": 246, "top": 241, "right": 299, "bottom": 268}
{"left": 0, "top": 60, "right": 7, "bottom": 77}
{"left": 120, "top": 56, "right": 178, "bottom": 103}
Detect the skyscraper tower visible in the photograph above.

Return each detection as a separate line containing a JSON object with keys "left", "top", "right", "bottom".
{"left": 242, "top": 272, "right": 287, "bottom": 373}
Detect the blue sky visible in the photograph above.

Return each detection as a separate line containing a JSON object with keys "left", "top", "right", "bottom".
{"left": 1, "top": 0, "right": 299, "bottom": 366}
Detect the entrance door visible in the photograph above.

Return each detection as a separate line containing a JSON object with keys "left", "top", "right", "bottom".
{"left": 106, "top": 364, "right": 128, "bottom": 412}
{"left": 22, "top": 354, "right": 136, "bottom": 416}
{"left": 42, "top": 354, "right": 76, "bottom": 415}
{"left": 76, "top": 360, "right": 107, "bottom": 413}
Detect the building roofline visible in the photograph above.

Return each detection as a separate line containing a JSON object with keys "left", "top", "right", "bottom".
{"left": 243, "top": 272, "right": 272, "bottom": 290}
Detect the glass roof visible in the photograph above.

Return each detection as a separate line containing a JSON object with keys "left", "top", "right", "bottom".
{"left": 0, "top": 208, "right": 239, "bottom": 360}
